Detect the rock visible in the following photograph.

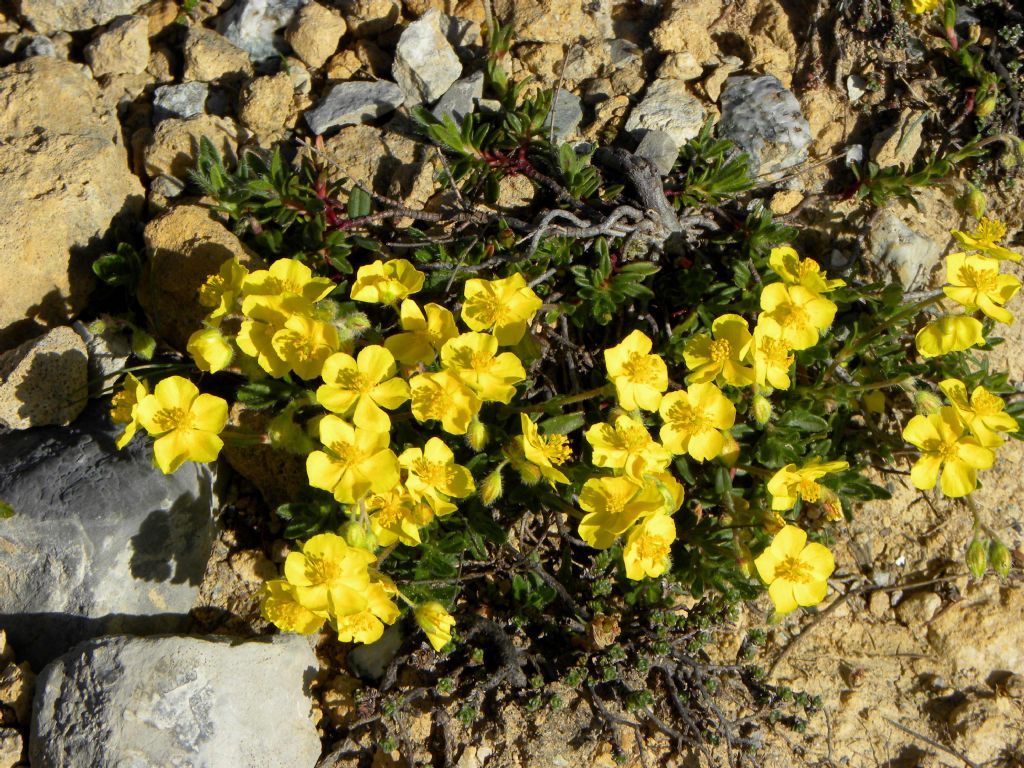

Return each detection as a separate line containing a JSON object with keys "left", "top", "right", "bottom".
{"left": 218, "top": 0, "right": 305, "bottom": 62}
{"left": 703, "top": 54, "right": 742, "bottom": 103}
{"left": 30, "top": 635, "right": 321, "bottom": 768}
{"left": 143, "top": 113, "right": 244, "bottom": 180}
{"left": 84, "top": 15, "right": 149, "bottom": 77}
{"left": 338, "top": 0, "right": 400, "bottom": 37}
{"left": 152, "top": 81, "right": 209, "bottom": 122}
{"left": 18, "top": 0, "right": 148, "bottom": 34}
{"left": 441, "top": 13, "right": 481, "bottom": 51}
{"left": 348, "top": 623, "right": 404, "bottom": 680}
{"left": 71, "top": 320, "right": 130, "bottom": 397}
{"left": 392, "top": 9, "right": 461, "bottom": 105}
{"left": 285, "top": 1, "right": 346, "bottom": 69}
{"left": 0, "top": 57, "right": 144, "bottom": 351}
{"left": 624, "top": 78, "right": 705, "bottom": 147}
{"left": 866, "top": 209, "right": 943, "bottom": 290}
{"left": 492, "top": 0, "right": 603, "bottom": 44}
{"left": 657, "top": 51, "right": 703, "bottom": 81}
{"left": 432, "top": 70, "right": 483, "bottom": 124}
{"left": 769, "top": 189, "right": 803, "bottom": 215}
{"left": 0, "top": 728, "right": 22, "bottom": 767}
{"left": 870, "top": 108, "right": 925, "bottom": 170}
{"left": 139, "top": 205, "right": 260, "bottom": 350}
{"left": 718, "top": 75, "right": 811, "bottom": 182}
{"left": 0, "top": 398, "right": 217, "bottom": 669}
{"left": 867, "top": 590, "right": 890, "bottom": 617}
{"left": 0, "top": 632, "right": 11, "bottom": 667}
{"left": 517, "top": 41, "right": 608, "bottom": 84}
{"left": 748, "top": 0, "right": 797, "bottom": 88}
{"left": 946, "top": 694, "right": 1021, "bottom": 763}
{"left": 0, "top": 662, "right": 33, "bottom": 725}
{"left": 1, "top": 33, "right": 57, "bottom": 60}
{"left": 283, "top": 56, "right": 312, "bottom": 96}
{"left": 150, "top": 173, "right": 187, "bottom": 199}
{"left": 650, "top": 0, "right": 721, "bottom": 63}
{"left": 927, "top": 585, "right": 1024, "bottom": 677}
{"left": 544, "top": 88, "right": 583, "bottom": 141}
{"left": 323, "top": 123, "right": 435, "bottom": 208}
{"left": 238, "top": 72, "right": 296, "bottom": 136}
{"left": 183, "top": 27, "right": 253, "bottom": 82}
{"left": 894, "top": 591, "right": 942, "bottom": 626}
{"left": 0, "top": 326, "right": 88, "bottom": 429}
{"left": 304, "top": 80, "right": 404, "bottom": 135}
{"left": 635, "top": 129, "right": 679, "bottom": 176}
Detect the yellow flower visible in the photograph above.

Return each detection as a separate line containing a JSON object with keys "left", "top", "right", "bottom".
{"left": 136, "top": 376, "right": 228, "bottom": 474}
{"left": 758, "top": 283, "right": 837, "bottom": 351}
{"left": 659, "top": 382, "right": 736, "bottom": 461}
{"left": 110, "top": 373, "right": 148, "bottom": 449}
{"left": 751, "top": 327, "right": 794, "bottom": 390}
{"left": 317, "top": 346, "right": 410, "bottom": 431}
{"left": 951, "top": 217, "right": 1021, "bottom": 261}
{"left": 271, "top": 314, "right": 340, "bottom": 380}
{"left": 942, "top": 252, "right": 1020, "bottom": 324}
{"left": 914, "top": 315, "right": 985, "bottom": 358}
{"left": 585, "top": 414, "right": 672, "bottom": 481}
{"left": 902, "top": 407, "right": 995, "bottom": 497}
{"left": 306, "top": 415, "right": 400, "bottom": 503}
{"left": 684, "top": 314, "right": 754, "bottom": 386}
{"left": 577, "top": 475, "right": 671, "bottom": 549}
{"left": 199, "top": 257, "right": 249, "bottom": 320}
{"left": 399, "top": 437, "right": 475, "bottom": 516}
{"left": 906, "top": 0, "right": 939, "bottom": 11}
{"left": 755, "top": 525, "right": 834, "bottom": 614}
{"left": 768, "top": 246, "right": 845, "bottom": 294}
{"left": 242, "top": 257, "right": 335, "bottom": 303}
{"left": 766, "top": 459, "right": 850, "bottom": 511}
{"left": 461, "top": 273, "right": 542, "bottom": 345}
{"left": 623, "top": 513, "right": 676, "bottom": 580}
{"left": 440, "top": 332, "right": 526, "bottom": 404}
{"left": 384, "top": 299, "right": 458, "bottom": 365}
{"left": 236, "top": 294, "right": 314, "bottom": 377}
{"left": 187, "top": 327, "right": 235, "bottom": 373}
{"left": 368, "top": 488, "right": 434, "bottom": 546}
{"left": 939, "top": 378, "right": 1019, "bottom": 447}
{"left": 260, "top": 580, "right": 326, "bottom": 634}
{"left": 409, "top": 370, "right": 481, "bottom": 435}
{"left": 415, "top": 601, "right": 456, "bottom": 651}
{"left": 283, "top": 532, "right": 375, "bottom": 615}
{"left": 604, "top": 330, "right": 669, "bottom": 411}
{"left": 350, "top": 259, "right": 425, "bottom": 304}
{"left": 518, "top": 413, "right": 573, "bottom": 485}
{"left": 331, "top": 580, "right": 401, "bottom": 645}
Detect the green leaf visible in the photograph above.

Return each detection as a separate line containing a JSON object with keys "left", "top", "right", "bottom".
{"left": 539, "top": 411, "right": 587, "bottom": 434}
{"left": 777, "top": 410, "right": 829, "bottom": 432}
{"left": 347, "top": 186, "right": 371, "bottom": 218}
{"left": 0, "top": 500, "right": 13, "bottom": 520}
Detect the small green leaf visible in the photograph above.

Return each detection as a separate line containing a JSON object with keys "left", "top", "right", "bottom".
{"left": 0, "top": 500, "right": 13, "bottom": 519}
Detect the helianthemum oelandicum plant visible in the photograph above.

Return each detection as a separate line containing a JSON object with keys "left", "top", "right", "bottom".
{"left": 902, "top": 406, "right": 995, "bottom": 497}
{"left": 135, "top": 376, "right": 228, "bottom": 474}
{"left": 754, "top": 525, "right": 835, "bottom": 614}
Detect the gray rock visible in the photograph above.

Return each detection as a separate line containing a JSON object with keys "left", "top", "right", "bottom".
{"left": 718, "top": 75, "right": 811, "bottom": 183}
{"left": 30, "top": 635, "right": 321, "bottom": 768}
{"left": 18, "top": 0, "right": 148, "bottom": 34}
{"left": 544, "top": 88, "right": 584, "bottom": 141}
{"left": 71, "top": 321, "right": 130, "bottom": 397}
{"left": 870, "top": 108, "right": 926, "bottom": 170}
{"left": 624, "top": 78, "right": 704, "bottom": 147}
{"left": 150, "top": 173, "right": 187, "bottom": 199}
{"left": 0, "top": 398, "right": 217, "bottom": 669}
{"left": 393, "top": 9, "right": 462, "bottom": 106}
{"left": 441, "top": 13, "right": 481, "bottom": 51}
{"left": 635, "top": 129, "right": 679, "bottom": 176}
{"left": 304, "top": 80, "right": 404, "bottom": 135}
{"left": 152, "top": 81, "right": 209, "bottom": 122}
{"left": 867, "top": 210, "right": 943, "bottom": 290}
{"left": 218, "top": 0, "right": 306, "bottom": 62}
{"left": 0, "top": 326, "right": 88, "bottom": 429}
{"left": 431, "top": 70, "right": 483, "bottom": 124}
{"left": 348, "top": 623, "right": 404, "bottom": 680}
{"left": 23, "top": 35, "right": 57, "bottom": 58}
{"left": 0, "top": 728, "right": 21, "bottom": 767}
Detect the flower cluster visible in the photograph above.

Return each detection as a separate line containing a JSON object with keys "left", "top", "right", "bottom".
{"left": 915, "top": 219, "right": 1021, "bottom": 358}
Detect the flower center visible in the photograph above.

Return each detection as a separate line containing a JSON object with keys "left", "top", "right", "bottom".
{"left": 329, "top": 439, "right": 367, "bottom": 469}
{"left": 618, "top": 425, "right": 651, "bottom": 451}
{"left": 775, "top": 555, "right": 812, "bottom": 584}
{"left": 622, "top": 352, "right": 661, "bottom": 385}
{"left": 709, "top": 338, "right": 732, "bottom": 363}
{"left": 540, "top": 434, "right": 572, "bottom": 466}
{"left": 973, "top": 218, "right": 1006, "bottom": 246}
{"left": 637, "top": 532, "right": 671, "bottom": 562}
{"left": 337, "top": 370, "right": 375, "bottom": 394}
{"left": 972, "top": 390, "right": 1002, "bottom": 417}
{"left": 960, "top": 265, "right": 999, "bottom": 293}
{"left": 152, "top": 406, "right": 192, "bottom": 433}
{"left": 797, "top": 479, "right": 821, "bottom": 503}
{"left": 778, "top": 303, "right": 809, "bottom": 328}
{"left": 465, "top": 295, "right": 504, "bottom": 327}
{"left": 306, "top": 553, "right": 343, "bottom": 584}
{"left": 937, "top": 437, "right": 960, "bottom": 463}
{"left": 665, "top": 403, "right": 710, "bottom": 435}
{"left": 758, "top": 336, "right": 792, "bottom": 365}
{"left": 412, "top": 458, "right": 455, "bottom": 489}
{"left": 468, "top": 350, "right": 495, "bottom": 371}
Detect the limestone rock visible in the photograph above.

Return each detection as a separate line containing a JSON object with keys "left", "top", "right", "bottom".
{"left": 432, "top": 70, "right": 483, "bottom": 125}
{"left": 0, "top": 728, "right": 22, "bottom": 767}
{"left": 866, "top": 209, "right": 943, "bottom": 290}
{"left": 927, "top": 585, "right": 1024, "bottom": 676}
{"left": 84, "top": 15, "right": 149, "bottom": 77}
{"left": 624, "top": 78, "right": 705, "bottom": 147}
{"left": 870, "top": 108, "right": 926, "bottom": 170}
{"left": 0, "top": 326, "right": 88, "bottom": 429}
{"left": 0, "top": 662, "right": 33, "bottom": 725}
{"left": 183, "top": 26, "right": 253, "bottom": 82}
{"left": 392, "top": 9, "right": 461, "bottom": 105}
{"left": 285, "top": 1, "right": 346, "bottom": 69}
{"left": 143, "top": 113, "right": 244, "bottom": 180}
{"left": 71, "top": 320, "right": 130, "bottom": 397}
{"left": 0, "top": 57, "right": 143, "bottom": 350}
{"left": 152, "top": 81, "right": 209, "bottom": 122}
{"left": 323, "top": 123, "right": 435, "bottom": 208}
{"left": 218, "top": 0, "right": 305, "bottom": 62}
{"left": 0, "top": 398, "right": 217, "bottom": 669}
{"left": 492, "top": 0, "right": 603, "bottom": 44}
{"left": 718, "top": 75, "right": 811, "bottom": 182}
{"left": 304, "top": 80, "right": 404, "bottom": 135}
{"left": 338, "top": 0, "right": 400, "bottom": 37}
{"left": 238, "top": 71, "right": 296, "bottom": 136}
{"left": 657, "top": 52, "right": 703, "bottom": 81}
{"left": 544, "top": 88, "right": 584, "bottom": 141}
{"left": 635, "top": 129, "right": 680, "bottom": 176}
{"left": 139, "top": 205, "right": 260, "bottom": 350}
{"left": 18, "top": 0, "right": 148, "bottom": 34}
{"left": 894, "top": 591, "right": 942, "bottom": 626}
{"left": 650, "top": 0, "right": 722, "bottom": 63}
{"left": 30, "top": 635, "right": 320, "bottom": 768}
{"left": 222, "top": 404, "right": 309, "bottom": 508}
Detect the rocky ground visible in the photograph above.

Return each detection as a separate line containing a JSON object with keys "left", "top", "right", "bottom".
{"left": 0, "top": 0, "right": 1022, "bottom": 766}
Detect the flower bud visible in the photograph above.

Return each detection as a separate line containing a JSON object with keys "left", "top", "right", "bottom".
{"left": 964, "top": 185, "right": 987, "bottom": 219}
{"left": 414, "top": 601, "right": 455, "bottom": 652}
{"left": 479, "top": 467, "right": 503, "bottom": 506}
{"left": 719, "top": 433, "right": 740, "bottom": 467}
{"left": 966, "top": 537, "right": 988, "bottom": 578}
{"left": 914, "top": 389, "right": 943, "bottom": 415}
{"left": 340, "top": 521, "right": 378, "bottom": 552}
{"left": 131, "top": 327, "right": 157, "bottom": 361}
{"left": 820, "top": 487, "right": 844, "bottom": 522}
{"left": 975, "top": 95, "right": 997, "bottom": 119}
{"left": 990, "top": 539, "right": 1011, "bottom": 578}
{"left": 466, "top": 416, "right": 489, "bottom": 451}
{"left": 267, "top": 412, "right": 315, "bottom": 454}
{"left": 863, "top": 390, "right": 886, "bottom": 415}
{"left": 753, "top": 394, "right": 773, "bottom": 426}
